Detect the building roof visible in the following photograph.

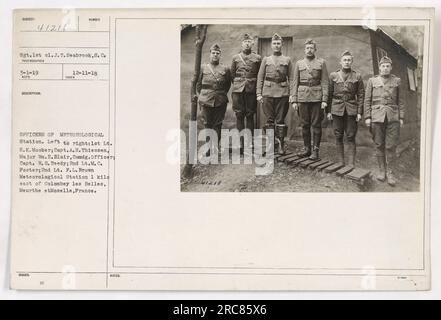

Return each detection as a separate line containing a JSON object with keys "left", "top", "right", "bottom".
{"left": 375, "top": 27, "right": 418, "bottom": 62}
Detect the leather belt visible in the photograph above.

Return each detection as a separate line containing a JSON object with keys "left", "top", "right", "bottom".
{"left": 299, "top": 80, "right": 321, "bottom": 86}
{"left": 334, "top": 94, "right": 355, "bottom": 101}
{"left": 201, "top": 84, "right": 223, "bottom": 90}
{"left": 266, "top": 77, "right": 287, "bottom": 83}
{"left": 235, "top": 76, "right": 257, "bottom": 80}
{"left": 372, "top": 98, "right": 396, "bottom": 106}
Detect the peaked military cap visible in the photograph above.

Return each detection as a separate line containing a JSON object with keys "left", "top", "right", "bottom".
{"left": 379, "top": 55, "right": 393, "bottom": 65}
{"left": 341, "top": 49, "right": 353, "bottom": 57}
{"left": 304, "top": 38, "right": 317, "bottom": 46}
{"left": 209, "top": 43, "right": 221, "bottom": 52}
{"left": 243, "top": 33, "right": 253, "bottom": 41}
{"left": 272, "top": 33, "right": 283, "bottom": 41}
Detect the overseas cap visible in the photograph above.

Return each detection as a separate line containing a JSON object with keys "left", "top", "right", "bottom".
{"left": 341, "top": 49, "right": 353, "bottom": 57}
{"left": 304, "top": 38, "right": 317, "bottom": 47}
{"left": 210, "top": 43, "right": 221, "bottom": 52}
{"left": 243, "top": 33, "right": 253, "bottom": 41}
{"left": 272, "top": 33, "right": 283, "bottom": 41}
{"left": 379, "top": 55, "right": 392, "bottom": 65}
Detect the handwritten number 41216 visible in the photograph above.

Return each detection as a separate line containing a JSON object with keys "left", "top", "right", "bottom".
{"left": 36, "top": 24, "right": 69, "bottom": 32}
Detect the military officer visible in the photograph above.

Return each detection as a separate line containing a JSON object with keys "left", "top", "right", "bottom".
{"left": 291, "top": 39, "right": 329, "bottom": 160}
{"left": 231, "top": 33, "right": 262, "bottom": 153}
{"left": 327, "top": 50, "right": 365, "bottom": 168}
{"left": 196, "top": 43, "right": 232, "bottom": 154}
{"left": 256, "top": 33, "right": 294, "bottom": 155}
{"left": 364, "top": 56, "right": 405, "bottom": 186}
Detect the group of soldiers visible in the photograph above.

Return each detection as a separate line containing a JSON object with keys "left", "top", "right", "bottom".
{"left": 196, "top": 33, "right": 405, "bottom": 186}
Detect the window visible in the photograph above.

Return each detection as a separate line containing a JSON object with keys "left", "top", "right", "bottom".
{"left": 414, "top": 69, "right": 418, "bottom": 89}
{"left": 407, "top": 67, "right": 416, "bottom": 91}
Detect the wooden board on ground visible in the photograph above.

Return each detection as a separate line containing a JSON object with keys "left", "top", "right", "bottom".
{"left": 345, "top": 168, "right": 371, "bottom": 181}
{"left": 324, "top": 162, "right": 345, "bottom": 173}
{"left": 284, "top": 155, "right": 301, "bottom": 164}
{"left": 316, "top": 161, "right": 335, "bottom": 171}
{"left": 289, "top": 157, "right": 311, "bottom": 167}
{"left": 308, "top": 159, "right": 329, "bottom": 170}
{"left": 277, "top": 153, "right": 294, "bottom": 162}
{"left": 299, "top": 158, "right": 322, "bottom": 168}
{"left": 336, "top": 166, "right": 355, "bottom": 176}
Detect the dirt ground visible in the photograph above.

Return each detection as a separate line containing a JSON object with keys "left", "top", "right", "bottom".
{"left": 180, "top": 140, "right": 420, "bottom": 193}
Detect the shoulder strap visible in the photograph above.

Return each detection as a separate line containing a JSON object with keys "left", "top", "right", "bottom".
{"left": 239, "top": 53, "right": 247, "bottom": 66}
{"left": 206, "top": 63, "right": 219, "bottom": 81}
{"left": 337, "top": 70, "right": 344, "bottom": 83}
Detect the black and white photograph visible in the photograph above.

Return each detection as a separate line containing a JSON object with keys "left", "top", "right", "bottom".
{"left": 180, "top": 24, "right": 424, "bottom": 192}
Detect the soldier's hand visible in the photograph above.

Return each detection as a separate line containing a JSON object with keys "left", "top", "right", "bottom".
{"left": 257, "top": 95, "right": 263, "bottom": 102}
{"left": 356, "top": 114, "right": 362, "bottom": 122}
{"left": 400, "top": 119, "right": 404, "bottom": 128}
{"left": 292, "top": 103, "right": 298, "bottom": 112}
{"left": 289, "top": 96, "right": 294, "bottom": 103}
{"left": 327, "top": 113, "right": 333, "bottom": 121}
{"left": 321, "top": 102, "right": 327, "bottom": 110}
{"left": 192, "top": 95, "right": 198, "bottom": 103}
{"left": 365, "top": 119, "right": 372, "bottom": 127}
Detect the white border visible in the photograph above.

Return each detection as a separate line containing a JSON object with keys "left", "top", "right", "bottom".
{"left": 0, "top": 0, "right": 440, "bottom": 299}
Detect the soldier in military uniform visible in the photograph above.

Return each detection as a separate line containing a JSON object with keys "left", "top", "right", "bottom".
{"left": 364, "top": 56, "right": 405, "bottom": 186}
{"left": 196, "top": 43, "right": 232, "bottom": 154}
{"left": 231, "top": 33, "right": 262, "bottom": 153}
{"left": 327, "top": 50, "right": 365, "bottom": 168}
{"left": 256, "top": 33, "right": 294, "bottom": 155}
{"left": 291, "top": 39, "right": 329, "bottom": 160}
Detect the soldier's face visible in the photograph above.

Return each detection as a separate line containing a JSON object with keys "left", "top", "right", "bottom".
{"left": 379, "top": 63, "right": 392, "bottom": 75}
{"left": 242, "top": 39, "right": 253, "bottom": 51}
{"left": 210, "top": 50, "right": 221, "bottom": 63}
{"left": 340, "top": 55, "right": 353, "bottom": 69}
{"left": 305, "top": 44, "right": 316, "bottom": 57}
{"left": 271, "top": 40, "right": 282, "bottom": 53}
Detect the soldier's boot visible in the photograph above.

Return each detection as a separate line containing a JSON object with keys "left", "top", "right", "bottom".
{"left": 263, "top": 124, "right": 276, "bottom": 156}
{"left": 376, "top": 155, "right": 387, "bottom": 182}
{"left": 386, "top": 149, "right": 397, "bottom": 187}
{"left": 239, "top": 136, "right": 245, "bottom": 155}
{"left": 204, "top": 129, "right": 212, "bottom": 157}
{"left": 347, "top": 143, "right": 356, "bottom": 169}
{"left": 336, "top": 143, "right": 345, "bottom": 165}
{"left": 297, "top": 146, "right": 311, "bottom": 157}
{"left": 245, "top": 115, "right": 255, "bottom": 156}
{"left": 309, "top": 146, "right": 320, "bottom": 160}
{"left": 275, "top": 124, "right": 288, "bottom": 155}
{"left": 215, "top": 124, "right": 225, "bottom": 158}
{"left": 297, "top": 127, "right": 311, "bottom": 157}
{"left": 235, "top": 114, "right": 245, "bottom": 154}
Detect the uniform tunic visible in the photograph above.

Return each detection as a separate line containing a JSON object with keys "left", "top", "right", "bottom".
{"left": 196, "top": 63, "right": 231, "bottom": 130}
{"left": 231, "top": 51, "right": 261, "bottom": 118}
{"left": 364, "top": 74, "right": 405, "bottom": 153}
{"left": 292, "top": 56, "right": 329, "bottom": 148}
{"left": 328, "top": 69, "right": 365, "bottom": 144}
{"left": 256, "top": 54, "right": 293, "bottom": 126}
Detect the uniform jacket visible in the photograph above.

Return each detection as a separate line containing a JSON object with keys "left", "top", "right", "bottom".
{"left": 327, "top": 69, "right": 365, "bottom": 116}
{"left": 256, "top": 54, "right": 293, "bottom": 98}
{"left": 231, "top": 51, "right": 261, "bottom": 93}
{"left": 364, "top": 74, "right": 405, "bottom": 123}
{"left": 291, "top": 57, "right": 329, "bottom": 103}
{"left": 196, "top": 63, "right": 231, "bottom": 108}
